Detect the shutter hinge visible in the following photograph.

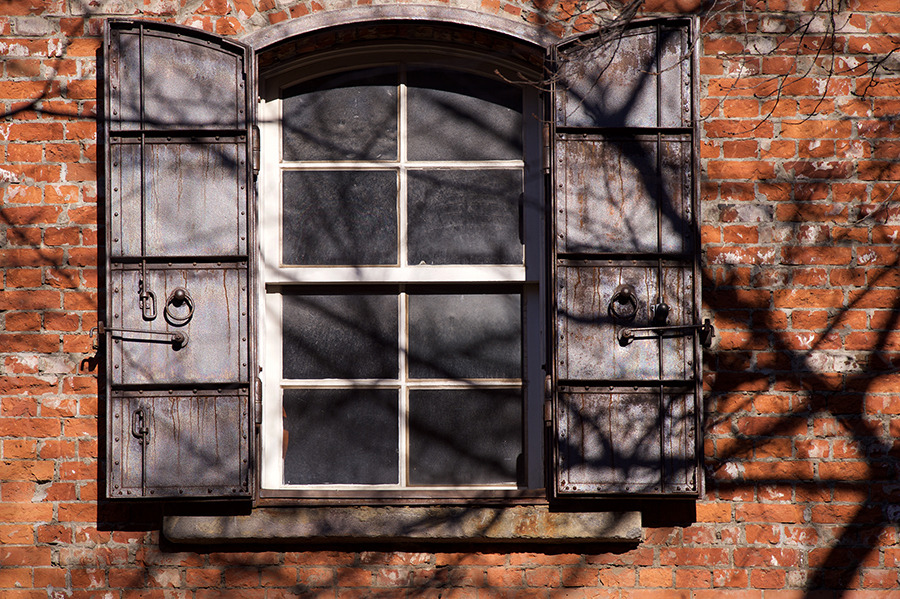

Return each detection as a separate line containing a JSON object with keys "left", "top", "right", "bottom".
{"left": 254, "top": 376, "right": 263, "bottom": 427}
{"left": 251, "top": 125, "right": 260, "bottom": 177}
{"left": 541, "top": 122, "right": 551, "bottom": 174}
{"left": 543, "top": 374, "right": 553, "bottom": 425}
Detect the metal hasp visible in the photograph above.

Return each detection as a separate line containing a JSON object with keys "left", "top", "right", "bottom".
{"left": 103, "top": 20, "right": 255, "bottom": 499}
{"left": 550, "top": 19, "right": 702, "bottom": 496}
{"left": 619, "top": 318, "right": 715, "bottom": 347}
{"left": 91, "top": 322, "right": 185, "bottom": 349}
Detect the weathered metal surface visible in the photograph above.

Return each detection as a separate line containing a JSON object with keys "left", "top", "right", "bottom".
{"left": 164, "top": 505, "right": 642, "bottom": 543}
{"left": 550, "top": 20, "right": 699, "bottom": 496}
{"left": 110, "top": 264, "right": 249, "bottom": 386}
{"left": 109, "top": 390, "right": 250, "bottom": 497}
{"left": 556, "top": 387, "right": 696, "bottom": 494}
{"left": 557, "top": 262, "right": 691, "bottom": 381}
{"left": 109, "top": 27, "right": 246, "bottom": 131}
{"left": 104, "top": 21, "right": 255, "bottom": 499}
{"left": 109, "top": 140, "right": 248, "bottom": 258}
{"left": 556, "top": 136, "right": 691, "bottom": 255}
{"left": 555, "top": 24, "right": 689, "bottom": 129}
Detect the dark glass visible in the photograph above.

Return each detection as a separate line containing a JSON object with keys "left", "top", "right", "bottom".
{"left": 282, "top": 293, "right": 398, "bottom": 379}
{"left": 407, "top": 68, "right": 522, "bottom": 161}
{"left": 407, "top": 169, "right": 522, "bottom": 265}
{"left": 282, "top": 68, "right": 398, "bottom": 160}
{"left": 282, "top": 170, "right": 397, "bottom": 265}
{"left": 283, "top": 388, "right": 399, "bottom": 485}
{"left": 408, "top": 293, "right": 521, "bottom": 379}
{"left": 408, "top": 388, "right": 521, "bottom": 485}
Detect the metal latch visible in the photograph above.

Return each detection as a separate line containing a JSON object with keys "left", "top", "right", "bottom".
{"left": 91, "top": 322, "right": 186, "bottom": 350}
{"left": 132, "top": 407, "right": 151, "bottom": 495}
{"left": 138, "top": 260, "right": 157, "bottom": 321}
{"left": 619, "top": 318, "right": 715, "bottom": 348}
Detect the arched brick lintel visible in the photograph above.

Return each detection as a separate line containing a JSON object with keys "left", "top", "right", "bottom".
{"left": 241, "top": 5, "right": 558, "bottom": 50}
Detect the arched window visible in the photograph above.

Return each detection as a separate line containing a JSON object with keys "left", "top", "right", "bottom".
{"left": 258, "top": 44, "right": 546, "bottom": 495}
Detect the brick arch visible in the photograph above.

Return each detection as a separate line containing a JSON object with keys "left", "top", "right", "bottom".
{"left": 241, "top": 4, "right": 558, "bottom": 50}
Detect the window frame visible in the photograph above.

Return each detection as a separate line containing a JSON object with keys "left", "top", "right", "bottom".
{"left": 256, "top": 43, "right": 548, "bottom": 500}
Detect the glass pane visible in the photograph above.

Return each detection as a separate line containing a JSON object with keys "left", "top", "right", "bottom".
{"left": 407, "top": 170, "right": 522, "bottom": 265}
{"left": 408, "top": 389, "right": 521, "bottom": 485}
{"left": 282, "top": 68, "right": 398, "bottom": 161}
{"left": 407, "top": 69, "right": 522, "bottom": 160}
{"left": 283, "top": 388, "right": 399, "bottom": 485}
{"left": 282, "top": 293, "right": 398, "bottom": 379}
{"left": 282, "top": 170, "right": 397, "bottom": 266}
{"left": 408, "top": 293, "right": 521, "bottom": 379}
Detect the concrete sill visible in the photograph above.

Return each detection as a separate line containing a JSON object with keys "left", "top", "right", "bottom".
{"left": 164, "top": 506, "right": 642, "bottom": 544}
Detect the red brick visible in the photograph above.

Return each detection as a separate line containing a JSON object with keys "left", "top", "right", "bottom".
{"left": 0, "top": 290, "right": 61, "bottom": 310}
{"left": 659, "top": 548, "right": 728, "bottom": 566}
{"left": 0, "top": 248, "right": 65, "bottom": 267}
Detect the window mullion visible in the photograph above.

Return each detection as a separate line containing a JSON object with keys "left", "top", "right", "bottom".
{"left": 398, "top": 289, "right": 409, "bottom": 488}
{"left": 399, "top": 69, "right": 409, "bottom": 269}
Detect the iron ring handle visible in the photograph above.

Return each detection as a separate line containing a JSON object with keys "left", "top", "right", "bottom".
{"left": 164, "top": 288, "right": 194, "bottom": 327}
{"left": 608, "top": 284, "right": 638, "bottom": 321}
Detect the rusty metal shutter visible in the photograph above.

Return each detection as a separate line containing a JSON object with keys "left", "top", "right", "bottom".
{"left": 103, "top": 20, "right": 256, "bottom": 498}
{"left": 550, "top": 20, "right": 707, "bottom": 496}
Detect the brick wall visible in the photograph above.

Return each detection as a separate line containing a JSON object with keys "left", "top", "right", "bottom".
{"left": 2, "top": 0, "right": 900, "bottom": 596}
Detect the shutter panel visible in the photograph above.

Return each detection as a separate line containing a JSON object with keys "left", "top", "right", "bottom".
{"left": 550, "top": 21, "right": 705, "bottom": 496}
{"left": 103, "top": 21, "right": 256, "bottom": 498}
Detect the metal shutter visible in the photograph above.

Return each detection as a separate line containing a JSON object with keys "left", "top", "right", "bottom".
{"left": 103, "top": 20, "right": 256, "bottom": 498}
{"left": 550, "top": 20, "right": 707, "bottom": 496}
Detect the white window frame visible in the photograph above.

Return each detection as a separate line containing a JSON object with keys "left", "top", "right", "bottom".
{"left": 258, "top": 45, "right": 545, "bottom": 495}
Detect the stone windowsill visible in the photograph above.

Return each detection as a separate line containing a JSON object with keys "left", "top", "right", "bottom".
{"left": 163, "top": 506, "right": 642, "bottom": 544}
